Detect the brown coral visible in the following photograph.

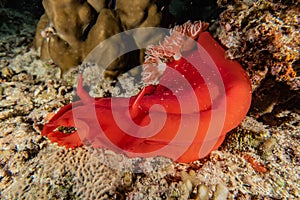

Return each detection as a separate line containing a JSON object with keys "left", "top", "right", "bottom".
{"left": 218, "top": 0, "right": 299, "bottom": 90}
{"left": 34, "top": 0, "right": 171, "bottom": 79}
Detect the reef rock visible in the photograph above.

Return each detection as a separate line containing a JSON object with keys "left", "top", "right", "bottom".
{"left": 217, "top": 0, "right": 299, "bottom": 90}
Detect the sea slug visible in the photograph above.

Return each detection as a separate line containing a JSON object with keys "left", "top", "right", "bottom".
{"left": 42, "top": 21, "right": 252, "bottom": 163}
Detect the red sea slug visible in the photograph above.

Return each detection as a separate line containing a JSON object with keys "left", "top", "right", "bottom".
{"left": 42, "top": 21, "right": 252, "bottom": 163}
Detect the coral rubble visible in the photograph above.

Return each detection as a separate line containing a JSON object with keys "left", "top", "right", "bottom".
{"left": 217, "top": 0, "right": 299, "bottom": 90}
{"left": 34, "top": 0, "right": 171, "bottom": 79}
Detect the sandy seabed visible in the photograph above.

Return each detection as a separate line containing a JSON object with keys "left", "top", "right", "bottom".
{"left": 0, "top": 7, "right": 299, "bottom": 200}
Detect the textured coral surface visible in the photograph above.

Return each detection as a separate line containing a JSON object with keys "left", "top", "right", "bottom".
{"left": 218, "top": 0, "right": 299, "bottom": 90}
{"left": 34, "top": 0, "right": 169, "bottom": 79}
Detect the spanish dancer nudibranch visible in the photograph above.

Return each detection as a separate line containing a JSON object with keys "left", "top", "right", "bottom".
{"left": 42, "top": 21, "right": 252, "bottom": 163}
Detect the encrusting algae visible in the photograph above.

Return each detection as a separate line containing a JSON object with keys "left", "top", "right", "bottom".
{"left": 217, "top": 0, "right": 299, "bottom": 90}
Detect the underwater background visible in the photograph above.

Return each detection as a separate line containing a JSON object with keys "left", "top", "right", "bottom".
{"left": 0, "top": 0, "right": 299, "bottom": 199}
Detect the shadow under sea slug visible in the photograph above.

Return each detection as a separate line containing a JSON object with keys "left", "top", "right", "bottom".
{"left": 42, "top": 21, "right": 252, "bottom": 163}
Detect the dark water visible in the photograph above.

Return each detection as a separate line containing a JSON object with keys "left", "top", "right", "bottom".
{"left": 0, "top": 0, "right": 43, "bottom": 18}
{"left": 1, "top": 0, "right": 222, "bottom": 24}
{"left": 169, "top": 0, "right": 223, "bottom": 23}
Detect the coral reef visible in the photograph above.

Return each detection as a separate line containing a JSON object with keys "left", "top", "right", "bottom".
{"left": 34, "top": 0, "right": 171, "bottom": 79}
{"left": 216, "top": 0, "right": 299, "bottom": 126}
{"left": 1, "top": 2, "right": 299, "bottom": 199}
{"left": 3, "top": 147, "right": 124, "bottom": 199}
{"left": 1, "top": 37, "right": 299, "bottom": 200}
{"left": 217, "top": 0, "right": 299, "bottom": 90}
